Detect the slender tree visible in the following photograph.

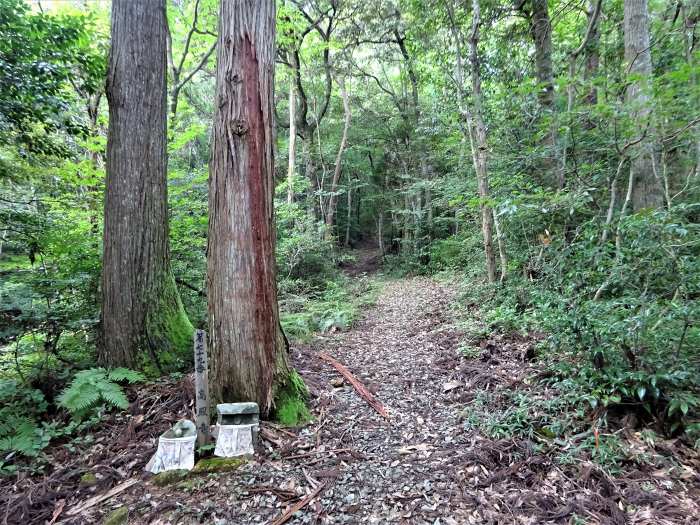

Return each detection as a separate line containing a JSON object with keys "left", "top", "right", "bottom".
{"left": 624, "top": 0, "right": 663, "bottom": 210}
{"left": 101, "top": 0, "right": 192, "bottom": 369}
{"left": 207, "top": 0, "right": 290, "bottom": 413}
{"left": 324, "top": 76, "right": 351, "bottom": 237}
{"left": 287, "top": 75, "right": 297, "bottom": 204}
{"left": 446, "top": 0, "right": 498, "bottom": 283}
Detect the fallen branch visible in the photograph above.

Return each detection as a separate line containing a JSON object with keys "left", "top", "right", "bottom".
{"left": 318, "top": 352, "right": 390, "bottom": 420}
{"left": 66, "top": 478, "right": 139, "bottom": 517}
{"left": 270, "top": 482, "right": 327, "bottom": 525}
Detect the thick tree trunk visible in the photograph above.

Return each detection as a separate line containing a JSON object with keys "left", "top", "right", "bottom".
{"left": 624, "top": 0, "right": 663, "bottom": 210}
{"left": 324, "top": 79, "right": 351, "bottom": 238}
{"left": 207, "top": 0, "right": 289, "bottom": 414}
{"left": 101, "top": 0, "right": 192, "bottom": 369}
{"left": 287, "top": 77, "right": 297, "bottom": 204}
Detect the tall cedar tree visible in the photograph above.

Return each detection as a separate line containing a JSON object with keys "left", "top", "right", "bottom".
{"left": 207, "top": 0, "right": 290, "bottom": 414}
{"left": 101, "top": 0, "right": 192, "bottom": 369}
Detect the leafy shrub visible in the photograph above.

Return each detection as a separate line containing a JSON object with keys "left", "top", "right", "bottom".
{"left": 0, "top": 380, "right": 51, "bottom": 458}
{"left": 57, "top": 367, "right": 144, "bottom": 419}
{"left": 452, "top": 205, "right": 700, "bottom": 444}
{"left": 276, "top": 202, "right": 336, "bottom": 289}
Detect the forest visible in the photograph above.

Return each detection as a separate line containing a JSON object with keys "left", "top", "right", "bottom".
{"left": 0, "top": 0, "right": 698, "bottom": 523}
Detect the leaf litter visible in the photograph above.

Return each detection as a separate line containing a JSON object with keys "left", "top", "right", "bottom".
{"left": 1, "top": 276, "right": 699, "bottom": 524}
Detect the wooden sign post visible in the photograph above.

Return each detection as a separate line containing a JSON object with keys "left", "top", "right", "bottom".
{"left": 193, "top": 329, "right": 211, "bottom": 447}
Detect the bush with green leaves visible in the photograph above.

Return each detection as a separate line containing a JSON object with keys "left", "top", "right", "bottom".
{"left": 57, "top": 367, "right": 144, "bottom": 419}
{"left": 445, "top": 202, "right": 699, "bottom": 445}
{"left": 276, "top": 201, "right": 337, "bottom": 291}
{"left": 0, "top": 380, "right": 52, "bottom": 459}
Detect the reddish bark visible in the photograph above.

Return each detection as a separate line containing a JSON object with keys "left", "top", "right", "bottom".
{"left": 207, "top": 0, "right": 288, "bottom": 414}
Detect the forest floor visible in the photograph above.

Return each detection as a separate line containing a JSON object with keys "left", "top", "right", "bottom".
{"left": 3, "top": 259, "right": 699, "bottom": 524}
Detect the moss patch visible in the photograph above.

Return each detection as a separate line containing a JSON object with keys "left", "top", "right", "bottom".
{"left": 80, "top": 472, "right": 98, "bottom": 487}
{"left": 141, "top": 273, "right": 194, "bottom": 375}
{"left": 151, "top": 469, "right": 189, "bottom": 486}
{"left": 191, "top": 456, "right": 247, "bottom": 474}
{"left": 103, "top": 506, "right": 128, "bottom": 525}
{"left": 274, "top": 369, "right": 312, "bottom": 426}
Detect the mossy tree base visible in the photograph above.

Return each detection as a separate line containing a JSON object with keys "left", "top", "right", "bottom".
{"left": 273, "top": 369, "right": 312, "bottom": 426}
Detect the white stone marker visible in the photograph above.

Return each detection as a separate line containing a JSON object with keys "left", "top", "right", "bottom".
{"left": 145, "top": 419, "right": 197, "bottom": 473}
{"left": 214, "top": 403, "right": 259, "bottom": 457}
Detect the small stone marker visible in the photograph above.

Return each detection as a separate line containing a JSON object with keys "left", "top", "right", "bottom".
{"left": 214, "top": 402, "right": 259, "bottom": 458}
{"left": 193, "top": 329, "right": 211, "bottom": 448}
{"left": 145, "top": 419, "right": 197, "bottom": 473}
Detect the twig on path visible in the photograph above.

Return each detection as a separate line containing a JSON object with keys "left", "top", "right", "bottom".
{"left": 65, "top": 478, "right": 139, "bottom": 517}
{"left": 318, "top": 352, "right": 391, "bottom": 421}
{"left": 269, "top": 482, "right": 327, "bottom": 525}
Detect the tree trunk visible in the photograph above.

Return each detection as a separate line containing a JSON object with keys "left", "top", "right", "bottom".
{"left": 324, "top": 78, "right": 351, "bottom": 238}
{"left": 301, "top": 134, "right": 317, "bottom": 222}
{"left": 287, "top": 76, "right": 297, "bottom": 205}
{"left": 344, "top": 184, "right": 352, "bottom": 247}
{"left": 682, "top": 3, "right": 699, "bottom": 179}
{"left": 493, "top": 211, "right": 508, "bottom": 282}
{"left": 470, "top": 0, "right": 497, "bottom": 283}
{"left": 624, "top": 0, "right": 663, "bottom": 211}
{"left": 448, "top": 0, "right": 497, "bottom": 283}
{"left": 207, "top": 0, "right": 289, "bottom": 415}
{"left": 525, "top": 0, "right": 563, "bottom": 188}
{"left": 101, "top": 0, "right": 192, "bottom": 369}
{"left": 528, "top": 0, "right": 554, "bottom": 108}
{"left": 583, "top": 0, "right": 602, "bottom": 105}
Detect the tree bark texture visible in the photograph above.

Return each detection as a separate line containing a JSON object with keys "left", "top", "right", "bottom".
{"left": 101, "top": 0, "right": 192, "bottom": 369}
{"left": 624, "top": 0, "right": 663, "bottom": 211}
{"left": 207, "top": 0, "right": 289, "bottom": 414}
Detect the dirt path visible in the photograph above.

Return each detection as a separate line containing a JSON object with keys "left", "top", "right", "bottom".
{"left": 8, "top": 276, "right": 698, "bottom": 524}
{"left": 133, "top": 277, "right": 697, "bottom": 524}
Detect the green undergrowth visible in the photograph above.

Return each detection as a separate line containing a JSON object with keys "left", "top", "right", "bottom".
{"left": 279, "top": 274, "right": 383, "bottom": 341}
{"left": 448, "top": 263, "right": 700, "bottom": 472}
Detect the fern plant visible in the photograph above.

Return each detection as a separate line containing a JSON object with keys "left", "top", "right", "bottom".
{"left": 58, "top": 368, "right": 144, "bottom": 418}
